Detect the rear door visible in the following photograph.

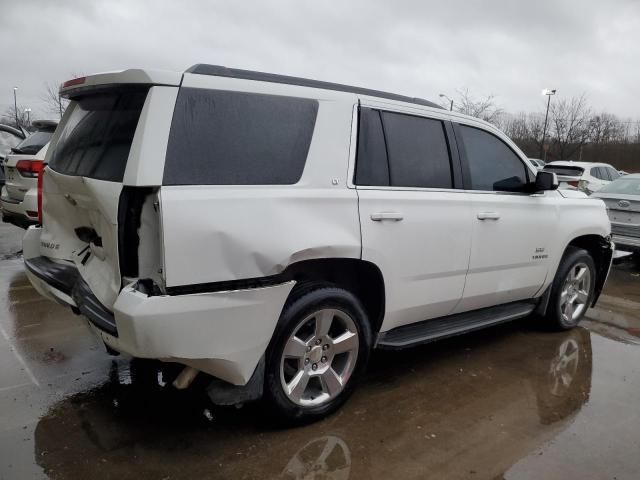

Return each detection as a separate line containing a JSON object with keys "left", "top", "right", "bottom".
{"left": 39, "top": 88, "right": 150, "bottom": 308}
{"left": 453, "top": 123, "right": 558, "bottom": 312}
{"left": 356, "top": 106, "right": 472, "bottom": 332}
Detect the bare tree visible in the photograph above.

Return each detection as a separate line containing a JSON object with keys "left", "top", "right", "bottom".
{"left": 549, "top": 94, "right": 593, "bottom": 160}
{"left": 0, "top": 105, "right": 29, "bottom": 129}
{"left": 41, "top": 82, "right": 69, "bottom": 119}
{"left": 453, "top": 89, "right": 504, "bottom": 125}
{"left": 589, "top": 113, "right": 624, "bottom": 145}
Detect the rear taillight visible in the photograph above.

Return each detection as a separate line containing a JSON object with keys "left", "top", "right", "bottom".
{"left": 16, "top": 160, "right": 44, "bottom": 178}
{"left": 37, "top": 167, "right": 45, "bottom": 224}
{"left": 578, "top": 179, "right": 589, "bottom": 192}
{"left": 567, "top": 180, "right": 580, "bottom": 188}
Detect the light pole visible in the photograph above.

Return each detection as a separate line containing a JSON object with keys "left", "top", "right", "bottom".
{"left": 13, "top": 87, "right": 19, "bottom": 128}
{"left": 24, "top": 108, "right": 31, "bottom": 127}
{"left": 540, "top": 88, "right": 556, "bottom": 161}
{"left": 439, "top": 93, "right": 454, "bottom": 111}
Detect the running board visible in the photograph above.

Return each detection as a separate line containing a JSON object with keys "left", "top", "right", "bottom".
{"left": 376, "top": 301, "right": 536, "bottom": 349}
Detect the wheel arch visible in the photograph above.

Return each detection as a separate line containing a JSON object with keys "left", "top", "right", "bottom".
{"left": 564, "top": 234, "right": 613, "bottom": 307}
{"left": 281, "top": 258, "right": 386, "bottom": 334}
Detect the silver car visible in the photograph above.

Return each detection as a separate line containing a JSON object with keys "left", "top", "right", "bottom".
{"left": 592, "top": 173, "right": 640, "bottom": 261}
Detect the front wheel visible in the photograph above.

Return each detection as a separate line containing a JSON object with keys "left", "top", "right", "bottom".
{"left": 264, "top": 284, "right": 372, "bottom": 424}
{"left": 545, "top": 247, "right": 596, "bottom": 330}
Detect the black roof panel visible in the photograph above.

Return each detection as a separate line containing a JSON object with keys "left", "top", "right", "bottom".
{"left": 186, "top": 64, "right": 441, "bottom": 109}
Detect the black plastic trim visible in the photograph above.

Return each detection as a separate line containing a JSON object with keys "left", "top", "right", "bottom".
{"left": 444, "top": 121, "right": 464, "bottom": 189}
{"left": 24, "top": 257, "right": 117, "bottom": 336}
{"left": 592, "top": 237, "right": 614, "bottom": 307}
{"left": 186, "top": 64, "right": 441, "bottom": 109}
{"left": 377, "top": 300, "right": 537, "bottom": 349}
{"left": 165, "top": 274, "right": 285, "bottom": 296}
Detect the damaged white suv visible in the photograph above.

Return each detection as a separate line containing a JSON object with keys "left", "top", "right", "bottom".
{"left": 24, "top": 65, "right": 613, "bottom": 423}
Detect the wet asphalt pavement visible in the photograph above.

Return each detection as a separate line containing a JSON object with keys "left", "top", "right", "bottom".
{"left": 1, "top": 222, "right": 640, "bottom": 479}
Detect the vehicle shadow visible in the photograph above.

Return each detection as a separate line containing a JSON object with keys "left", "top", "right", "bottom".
{"left": 33, "top": 322, "right": 592, "bottom": 479}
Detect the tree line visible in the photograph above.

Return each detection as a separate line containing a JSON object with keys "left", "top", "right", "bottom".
{"left": 447, "top": 90, "right": 640, "bottom": 172}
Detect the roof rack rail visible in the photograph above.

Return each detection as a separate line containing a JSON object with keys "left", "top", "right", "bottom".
{"left": 185, "top": 64, "right": 441, "bottom": 109}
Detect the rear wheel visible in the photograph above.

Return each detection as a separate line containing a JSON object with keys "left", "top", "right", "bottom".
{"left": 264, "top": 284, "right": 372, "bottom": 424}
{"left": 545, "top": 247, "right": 595, "bottom": 330}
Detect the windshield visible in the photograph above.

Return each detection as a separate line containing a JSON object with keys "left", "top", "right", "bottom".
{"left": 599, "top": 177, "right": 640, "bottom": 195}
{"left": 13, "top": 130, "right": 53, "bottom": 155}
{"left": 543, "top": 165, "right": 584, "bottom": 177}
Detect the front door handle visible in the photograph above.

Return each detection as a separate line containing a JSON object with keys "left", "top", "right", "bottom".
{"left": 477, "top": 212, "right": 500, "bottom": 220}
{"left": 371, "top": 212, "right": 403, "bottom": 222}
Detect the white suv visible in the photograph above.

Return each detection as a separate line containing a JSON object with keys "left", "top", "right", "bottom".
{"left": 24, "top": 66, "right": 613, "bottom": 423}
{"left": 543, "top": 161, "right": 620, "bottom": 194}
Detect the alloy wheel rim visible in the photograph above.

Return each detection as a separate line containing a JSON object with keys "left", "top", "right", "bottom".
{"left": 560, "top": 263, "right": 591, "bottom": 323}
{"left": 280, "top": 308, "right": 359, "bottom": 407}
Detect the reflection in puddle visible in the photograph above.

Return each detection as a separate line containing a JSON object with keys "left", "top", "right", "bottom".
{"left": 280, "top": 436, "right": 351, "bottom": 480}
{"left": 32, "top": 325, "right": 594, "bottom": 479}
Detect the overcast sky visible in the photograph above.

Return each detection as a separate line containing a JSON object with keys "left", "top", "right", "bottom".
{"left": 2, "top": 0, "right": 639, "bottom": 121}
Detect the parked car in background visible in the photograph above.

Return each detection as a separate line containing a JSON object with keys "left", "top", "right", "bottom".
{"left": 543, "top": 161, "right": 620, "bottom": 194}
{"left": 528, "top": 158, "right": 545, "bottom": 170}
{"left": 23, "top": 67, "right": 613, "bottom": 423}
{"left": 1, "top": 120, "right": 57, "bottom": 228}
{"left": 0, "top": 124, "right": 27, "bottom": 189}
{"left": 592, "top": 174, "right": 640, "bottom": 262}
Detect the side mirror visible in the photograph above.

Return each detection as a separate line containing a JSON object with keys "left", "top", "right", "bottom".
{"left": 534, "top": 171, "right": 559, "bottom": 191}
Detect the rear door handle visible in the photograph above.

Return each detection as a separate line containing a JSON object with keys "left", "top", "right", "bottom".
{"left": 477, "top": 212, "right": 500, "bottom": 220}
{"left": 370, "top": 212, "right": 403, "bottom": 222}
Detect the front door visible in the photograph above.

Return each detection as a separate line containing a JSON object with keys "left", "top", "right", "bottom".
{"left": 452, "top": 124, "right": 558, "bottom": 313}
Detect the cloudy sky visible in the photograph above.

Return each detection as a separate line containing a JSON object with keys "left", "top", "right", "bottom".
{"left": 2, "top": 0, "right": 639, "bottom": 121}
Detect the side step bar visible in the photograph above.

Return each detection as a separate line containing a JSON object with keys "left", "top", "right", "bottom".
{"left": 376, "top": 301, "right": 536, "bottom": 349}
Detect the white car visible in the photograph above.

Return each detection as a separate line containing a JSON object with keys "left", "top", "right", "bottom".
{"left": 23, "top": 66, "right": 613, "bottom": 423}
{"left": 543, "top": 161, "right": 621, "bottom": 194}
{"left": 1, "top": 120, "right": 56, "bottom": 228}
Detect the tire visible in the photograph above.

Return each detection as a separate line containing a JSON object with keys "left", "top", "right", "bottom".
{"left": 264, "top": 283, "right": 372, "bottom": 424}
{"left": 544, "top": 247, "right": 596, "bottom": 330}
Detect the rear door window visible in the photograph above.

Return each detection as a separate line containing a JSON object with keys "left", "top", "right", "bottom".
{"left": 163, "top": 88, "right": 318, "bottom": 185}
{"left": 458, "top": 125, "right": 528, "bottom": 191}
{"left": 49, "top": 89, "right": 148, "bottom": 182}
{"left": 381, "top": 112, "right": 452, "bottom": 189}
{"left": 355, "top": 108, "right": 453, "bottom": 188}
{"left": 607, "top": 167, "right": 620, "bottom": 180}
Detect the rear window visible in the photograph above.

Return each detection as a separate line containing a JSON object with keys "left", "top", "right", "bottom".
{"left": 48, "top": 89, "right": 148, "bottom": 181}
{"left": 14, "top": 131, "right": 53, "bottom": 155}
{"left": 163, "top": 88, "right": 318, "bottom": 185}
{"left": 543, "top": 165, "right": 584, "bottom": 177}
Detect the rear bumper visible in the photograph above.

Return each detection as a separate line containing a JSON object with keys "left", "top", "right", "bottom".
{"left": 23, "top": 228, "right": 294, "bottom": 386}
{"left": 1, "top": 186, "right": 38, "bottom": 229}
